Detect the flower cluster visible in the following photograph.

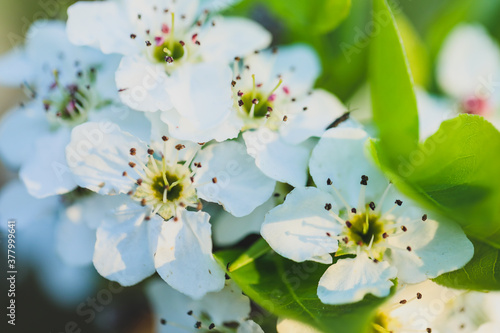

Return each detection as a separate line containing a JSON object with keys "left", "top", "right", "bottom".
{"left": 0, "top": 1, "right": 496, "bottom": 332}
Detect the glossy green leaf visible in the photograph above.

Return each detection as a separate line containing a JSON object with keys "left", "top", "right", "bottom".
{"left": 215, "top": 247, "right": 396, "bottom": 333}
{"left": 434, "top": 239, "right": 500, "bottom": 291}
{"left": 395, "top": 13, "right": 430, "bottom": 87}
{"left": 228, "top": 238, "right": 272, "bottom": 272}
{"left": 379, "top": 115, "right": 500, "bottom": 248}
{"left": 368, "top": 0, "right": 500, "bottom": 292}
{"left": 370, "top": 0, "right": 419, "bottom": 170}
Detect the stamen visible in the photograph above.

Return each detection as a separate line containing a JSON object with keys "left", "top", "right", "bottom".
{"left": 265, "top": 78, "right": 283, "bottom": 101}
{"left": 375, "top": 183, "right": 392, "bottom": 213}
{"left": 358, "top": 175, "right": 368, "bottom": 211}
{"left": 149, "top": 155, "right": 160, "bottom": 174}
{"left": 169, "top": 12, "right": 175, "bottom": 48}
{"left": 380, "top": 202, "right": 401, "bottom": 221}
{"left": 326, "top": 178, "right": 351, "bottom": 211}
{"left": 367, "top": 234, "right": 375, "bottom": 250}
{"left": 251, "top": 74, "right": 257, "bottom": 100}
{"left": 328, "top": 210, "right": 347, "bottom": 225}
{"left": 132, "top": 154, "right": 155, "bottom": 178}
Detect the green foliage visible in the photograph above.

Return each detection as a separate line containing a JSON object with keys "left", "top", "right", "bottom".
{"left": 215, "top": 246, "right": 396, "bottom": 333}
{"left": 228, "top": 238, "right": 271, "bottom": 272}
{"left": 394, "top": 13, "right": 430, "bottom": 87}
{"left": 375, "top": 115, "right": 500, "bottom": 248}
{"left": 369, "top": 0, "right": 500, "bottom": 292}
{"left": 314, "top": 0, "right": 371, "bottom": 100}
{"left": 263, "top": 0, "right": 351, "bottom": 35}
{"left": 423, "top": 0, "right": 500, "bottom": 61}
{"left": 434, "top": 239, "right": 500, "bottom": 291}
{"left": 370, "top": 0, "right": 419, "bottom": 170}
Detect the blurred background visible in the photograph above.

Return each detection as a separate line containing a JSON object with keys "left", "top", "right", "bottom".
{"left": 0, "top": 3, "right": 154, "bottom": 333}
{"left": 1, "top": 0, "right": 500, "bottom": 332}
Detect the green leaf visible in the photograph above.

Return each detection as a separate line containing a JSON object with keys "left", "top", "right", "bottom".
{"left": 370, "top": 85, "right": 500, "bottom": 290}
{"left": 368, "top": 0, "right": 500, "bottom": 292}
{"left": 215, "top": 247, "right": 396, "bottom": 333}
{"left": 370, "top": 0, "right": 419, "bottom": 170}
{"left": 394, "top": 13, "right": 430, "bottom": 87}
{"left": 384, "top": 115, "right": 500, "bottom": 248}
{"left": 370, "top": 115, "right": 500, "bottom": 288}
{"left": 264, "top": 0, "right": 351, "bottom": 35}
{"left": 434, "top": 239, "right": 500, "bottom": 291}
{"left": 228, "top": 238, "right": 272, "bottom": 272}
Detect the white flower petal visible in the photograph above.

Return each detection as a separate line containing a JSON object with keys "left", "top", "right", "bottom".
{"left": 56, "top": 194, "right": 128, "bottom": 266}
{"left": 88, "top": 104, "right": 152, "bottom": 143}
{"left": 280, "top": 89, "right": 347, "bottom": 145}
{"left": 200, "top": 0, "right": 243, "bottom": 12}
{"left": 155, "top": 210, "right": 225, "bottom": 299}
{"left": 277, "top": 318, "right": 322, "bottom": 333}
{"left": 116, "top": 55, "right": 172, "bottom": 112}
{"left": 261, "top": 187, "right": 340, "bottom": 263}
{"left": 194, "top": 141, "right": 275, "bottom": 217}
{"left": 93, "top": 203, "right": 159, "bottom": 286}
{"left": 0, "top": 47, "right": 32, "bottom": 86}
{"left": 91, "top": 55, "right": 123, "bottom": 102}
{"left": 197, "top": 280, "right": 252, "bottom": 324}
{"left": 199, "top": 16, "right": 271, "bottom": 63}
{"left": 25, "top": 20, "right": 78, "bottom": 73}
{"left": 20, "top": 128, "right": 77, "bottom": 198}
{"left": 146, "top": 111, "right": 201, "bottom": 161}
{"left": 125, "top": 0, "right": 199, "bottom": 33}
{"left": 32, "top": 218, "right": 98, "bottom": 306}
{"left": 56, "top": 207, "right": 97, "bottom": 267}
{"left": 67, "top": 1, "right": 138, "bottom": 54}
{"left": 0, "top": 104, "right": 49, "bottom": 169}
{"left": 437, "top": 24, "right": 500, "bottom": 99}
{"left": 160, "top": 107, "right": 242, "bottom": 142}
{"left": 66, "top": 122, "right": 148, "bottom": 195}
{"left": 317, "top": 253, "right": 397, "bottom": 305}
{"left": 244, "top": 44, "right": 320, "bottom": 97}
{"left": 165, "top": 62, "right": 233, "bottom": 131}
{"left": 387, "top": 218, "right": 474, "bottom": 283}
{"left": 387, "top": 280, "right": 450, "bottom": 330}
{"left": 146, "top": 279, "right": 199, "bottom": 333}
{"left": 309, "top": 127, "right": 388, "bottom": 207}
{"left": 237, "top": 320, "right": 265, "bottom": 333}
{"left": 213, "top": 197, "right": 276, "bottom": 246}
{"left": 243, "top": 128, "right": 313, "bottom": 187}
{"left": 147, "top": 279, "right": 255, "bottom": 333}
{"left": 476, "top": 323, "right": 500, "bottom": 333}
{"left": 26, "top": 21, "right": 110, "bottom": 93}
{"left": 0, "top": 179, "right": 58, "bottom": 232}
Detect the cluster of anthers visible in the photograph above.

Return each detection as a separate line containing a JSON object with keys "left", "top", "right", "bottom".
{"left": 42, "top": 64, "right": 101, "bottom": 127}
{"left": 129, "top": 6, "right": 213, "bottom": 68}
{"left": 122, "top": 136, "right": 208, "bottom": 220}
{"left": 231, "top": 50, "right": 311, "bottom": 131}
{"left": 159, "top": 309, "right": 226, "bottom": 332}
{"left": 372, "top": 292, "right": 433, "bottom": 333}
{"left": 324, "top": 175, "right": 429, "bottom": 262}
